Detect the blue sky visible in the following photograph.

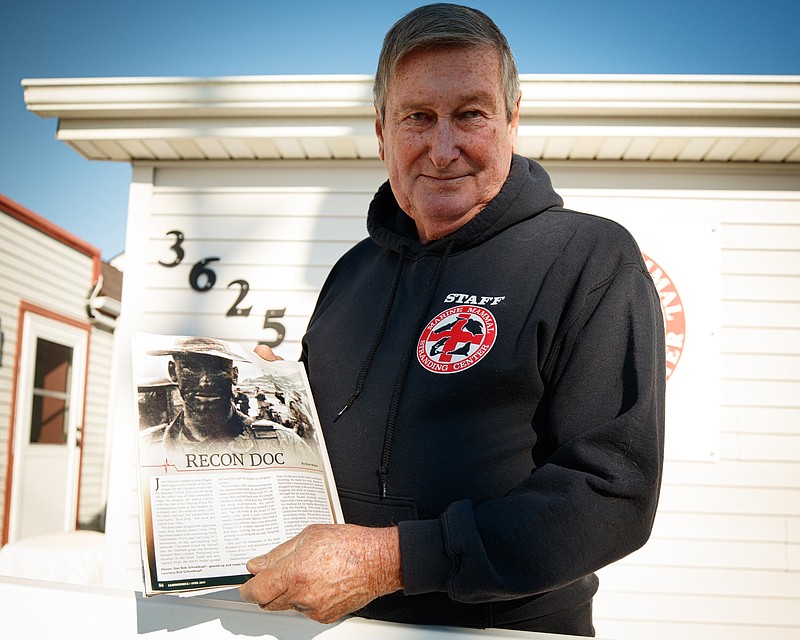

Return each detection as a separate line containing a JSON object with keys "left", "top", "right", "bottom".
{"left": 2, "top": 0, "right": 798, "bottom": 260}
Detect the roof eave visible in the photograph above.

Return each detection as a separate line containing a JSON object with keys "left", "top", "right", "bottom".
{"left": 22, "top": 74, "right": 800, "bottom": 163}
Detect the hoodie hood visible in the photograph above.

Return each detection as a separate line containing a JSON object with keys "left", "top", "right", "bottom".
{"left": 367, "top": 154, "right": 564, "bottom": 256}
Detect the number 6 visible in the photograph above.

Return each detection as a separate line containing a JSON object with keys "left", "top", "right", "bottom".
{"left": 189, "top": 257, "right": 220, "bottom": 292}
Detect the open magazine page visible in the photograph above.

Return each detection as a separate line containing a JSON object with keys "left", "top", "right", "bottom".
{"left": 133, "top": 332, "right": 343, "bottom": 596}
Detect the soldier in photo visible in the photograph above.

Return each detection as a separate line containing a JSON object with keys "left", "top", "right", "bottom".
{"left": 140, "top": 336, "right": 311, "bottom": 462}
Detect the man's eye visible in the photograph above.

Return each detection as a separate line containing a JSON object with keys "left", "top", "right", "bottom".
{"left": 407, "top": 112, "right": 428, "bottom": 122}
{"left": 461, "top": 110, "right": 482, "bottom": 119}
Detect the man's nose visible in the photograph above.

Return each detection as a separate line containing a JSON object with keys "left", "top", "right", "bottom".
{"left": 428, "top": 119, "right": 460, "bottom": 168}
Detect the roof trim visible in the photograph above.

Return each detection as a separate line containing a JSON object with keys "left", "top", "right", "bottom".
{"left": 23, "top": 74, "right": 800, "bottom": 118}
{"left": 22, "top": 74, "right": 800, "bottom": 164}
{"left": 0, "top": 193, "right": 100, "bottom": 259}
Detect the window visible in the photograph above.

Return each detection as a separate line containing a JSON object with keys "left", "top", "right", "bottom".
{"left": 29, "top": 338, "right": 73, "bottom": 445}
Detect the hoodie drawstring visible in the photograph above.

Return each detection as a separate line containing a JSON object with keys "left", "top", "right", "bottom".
{"left": 334, "top": 245, "right": 408, "bottom": 422}
{"left": 377, "top": 240, "right": 455, "bottom": 497}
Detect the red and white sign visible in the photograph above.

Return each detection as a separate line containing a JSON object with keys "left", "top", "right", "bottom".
{"left": 643, "top": 253, "right": 686, "bottom": 380}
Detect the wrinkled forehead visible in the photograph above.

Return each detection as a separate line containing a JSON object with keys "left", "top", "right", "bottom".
{"left": 392, "top": 42, "right": 501, "bottom": 78}
{"left": 386, "top": 44, "right": 505, "bottom": 105}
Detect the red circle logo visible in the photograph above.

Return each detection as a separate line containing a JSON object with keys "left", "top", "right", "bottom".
{"left": 643, "top": 253, "right": 685, "bottom": 380}
{"left": 417, "top": 305, "right": 498, "bottom": 374}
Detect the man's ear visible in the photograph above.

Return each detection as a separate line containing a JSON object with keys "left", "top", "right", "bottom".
{"left": 231, "top": 366, "right": 239, "bottom": 386}
{"left": 509, "top": 93, "right": 521, "bottom": 152}
{"left": 168, "top": 359, "right": 178, "bottom": 383}
{"left": 375, "top": 110, "right": 385, "bottom": 161}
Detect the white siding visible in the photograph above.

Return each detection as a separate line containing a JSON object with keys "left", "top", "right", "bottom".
{"left": 0, "top": 211, "right": 112, "bottom": 538}
{"left": 558, "top": 186, "right": 800, "bottom": 639}
{"left": 132, "top": 161, "right": 388, "bottom": 356}
{"left": 79, "top": 328, "right": 115, "bottom": 528}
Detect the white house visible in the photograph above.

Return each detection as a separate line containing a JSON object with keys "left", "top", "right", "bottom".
{"left": 13, "top": 74, "right": 800, "bottom": 639}
{"left": 0, "top": 194, "right": 121, "bottom": 547}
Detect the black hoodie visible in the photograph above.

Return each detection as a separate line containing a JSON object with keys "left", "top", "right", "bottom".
{"left": 301, "top": 155, "right": 665, "bottom": 635}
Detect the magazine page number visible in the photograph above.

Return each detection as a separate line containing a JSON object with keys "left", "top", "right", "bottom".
{"left": 158, "top": 229, "right": 286, "bottom": 347}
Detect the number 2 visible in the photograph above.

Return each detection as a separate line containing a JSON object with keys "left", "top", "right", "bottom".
{"left": 226, "top": 280, "right": 253, "bottom": 317}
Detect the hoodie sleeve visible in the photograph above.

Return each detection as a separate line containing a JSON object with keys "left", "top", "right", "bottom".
{"left": 397, "top": 260, "right": 665, "bottom": 602}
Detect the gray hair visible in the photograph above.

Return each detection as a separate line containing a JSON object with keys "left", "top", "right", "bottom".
{"left": 373, "top": 3, "right": 520, "bottom": 124}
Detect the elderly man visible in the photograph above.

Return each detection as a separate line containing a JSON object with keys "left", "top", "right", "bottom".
{"left": 240, "top": 4, "right": 665, "bottom": 636}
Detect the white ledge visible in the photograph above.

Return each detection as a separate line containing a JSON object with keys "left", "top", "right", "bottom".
{"left": 0, "top": 576, "right": 590, "bottom": 640}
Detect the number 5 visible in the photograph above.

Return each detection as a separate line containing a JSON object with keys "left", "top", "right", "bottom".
{"left": 259, "top": 308, "right": 286, "bottom": 348}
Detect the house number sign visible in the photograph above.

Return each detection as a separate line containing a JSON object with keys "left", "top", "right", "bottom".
{"left": 157, "top": 229, "right": 286, "bottom": 348}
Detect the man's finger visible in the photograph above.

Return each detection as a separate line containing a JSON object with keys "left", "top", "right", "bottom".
{"left": 239, "top": 570, "right": 285, "bottom": 606}
{"left": 245, "top": 554, "right": 269, "bottom": 575}
{"left": 254, "top": 345, "right": 282, "bottom": 361}
{"left": 245, "top": 536, "right": 298, "bottom": 575}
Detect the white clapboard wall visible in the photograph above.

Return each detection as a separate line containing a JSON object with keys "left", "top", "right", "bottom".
{"left": 105, "top": 159, "right": 800, "bottom": 639}
{"left": 556, "top": 174, "right": 799, "bottom": 637}
{"left": 572, "top": 190, "right": 800, "bottom": 639}
{"left": 80, "top": 327, "right": 115, "bottom": 527}
{"left": 128, "top": 161, "right": 388, "bottom": 353}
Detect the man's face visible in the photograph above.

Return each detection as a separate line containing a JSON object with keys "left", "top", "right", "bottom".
{"left": 172, "top": 353, "right": 236, "bottom": 419}
{"left": 375, "top": 45, "right": 519, "bottom": 243}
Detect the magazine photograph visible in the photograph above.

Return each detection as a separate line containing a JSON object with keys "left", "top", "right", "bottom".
{"left": 133, "top": 332, "right": 343, "bottom": 596}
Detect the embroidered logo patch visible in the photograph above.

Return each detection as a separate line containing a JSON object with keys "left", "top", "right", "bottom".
{"left": 417, "top": 305, "right": 497, "bottom": 374}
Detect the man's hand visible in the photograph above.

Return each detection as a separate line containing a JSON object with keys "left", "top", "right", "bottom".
{"left": 239, "top": 524, "right": 403, "bottom": 624}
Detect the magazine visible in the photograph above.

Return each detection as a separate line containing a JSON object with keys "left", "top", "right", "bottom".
{"left": 133, "top": 332, "right": 343, "bottom": 596}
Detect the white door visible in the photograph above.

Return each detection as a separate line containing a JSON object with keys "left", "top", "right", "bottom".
{"left": 7, "top": 312, "right": 88, "bottom": 542}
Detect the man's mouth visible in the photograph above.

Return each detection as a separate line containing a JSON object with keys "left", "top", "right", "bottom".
{"left": 190, "top": 394, "right": 223, "bottom": 404}
{"left": 422, "top": 174, "right": 468, "bottom": 184}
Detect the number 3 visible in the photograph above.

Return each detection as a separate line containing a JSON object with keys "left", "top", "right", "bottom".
{"left": 158, "top": 230, "right": 185, "bottom": 267}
